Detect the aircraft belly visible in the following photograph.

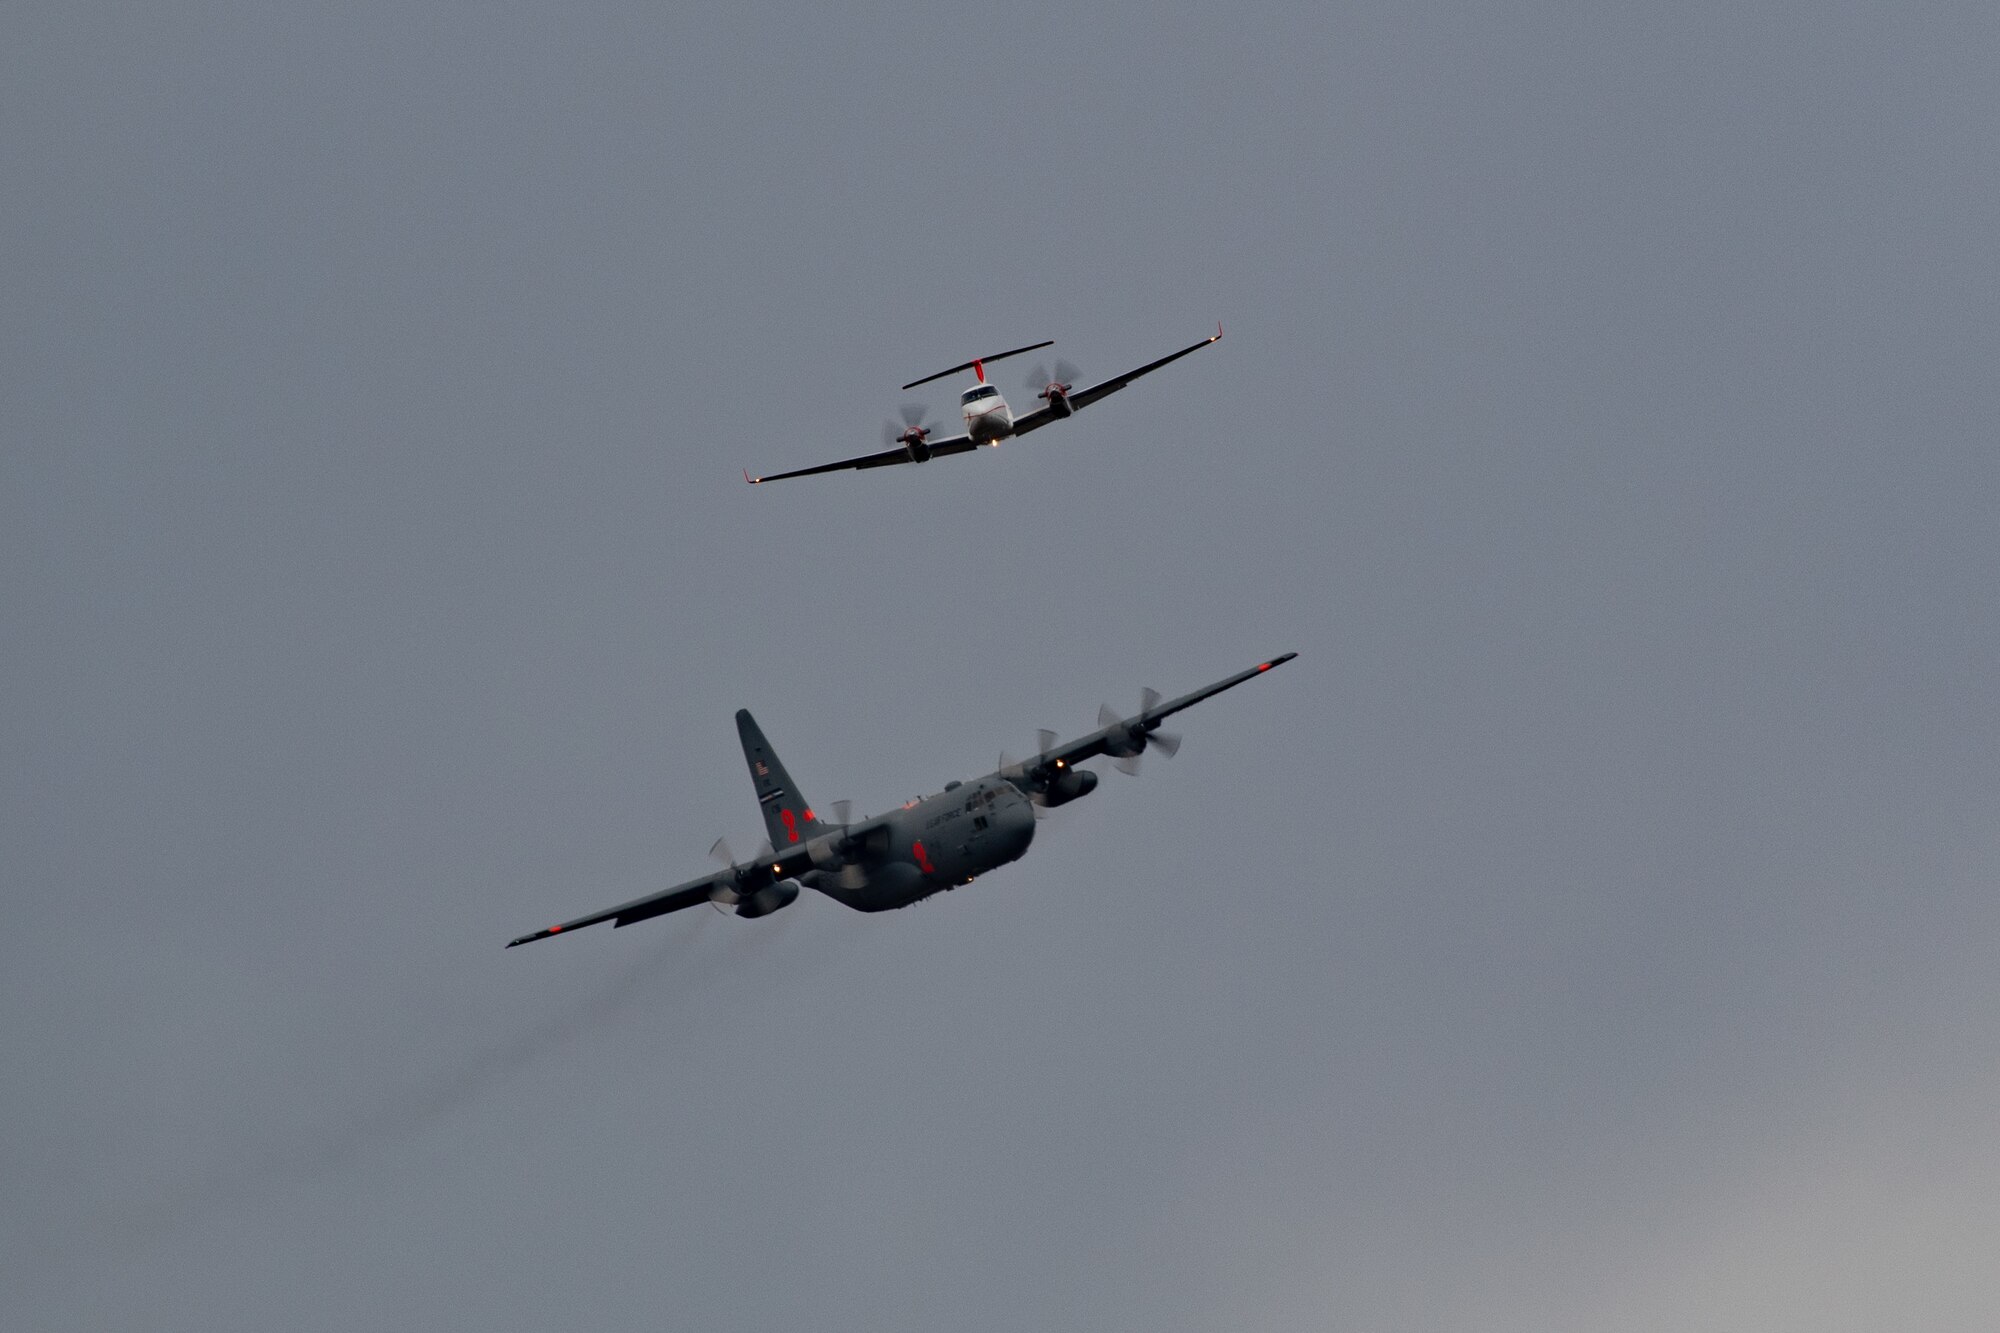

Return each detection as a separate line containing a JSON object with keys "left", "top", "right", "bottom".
{"left": 851, "top": 885, "right": 936, "bottom": 912}
{"left": 812, "top": 860, "right": 929, "bottom": 912}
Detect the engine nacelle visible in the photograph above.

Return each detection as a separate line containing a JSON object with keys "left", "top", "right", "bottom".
{"left": 1043, "top": 388, "right": 1073, "bottom": 418}
{"left": 903, "top": 432, "right": 933, "bottom": 463}
{"left": 738, "top": 879, "right": 800, "bottom": 919}
{"left": 805, "top": 832, "right": 848, "bottom": 872}
{"left": 1037, "top": 766, "right": 1098, "bottom": 807}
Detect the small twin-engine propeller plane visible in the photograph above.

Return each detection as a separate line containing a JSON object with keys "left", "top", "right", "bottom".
{"left": 505, "top": 651, "right": 1294, "bottom": 947}
{"left": 744, "top": 324, "right": 1223, "bottom": 485}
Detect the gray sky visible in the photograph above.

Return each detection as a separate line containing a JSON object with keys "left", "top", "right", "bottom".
{"left": 6, "top": 3, "right": 1999, "bottom": 1329}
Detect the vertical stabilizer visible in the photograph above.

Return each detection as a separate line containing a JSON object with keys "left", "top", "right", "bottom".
{"left": 735, "top": 710, "right": 825, "bottom": 850}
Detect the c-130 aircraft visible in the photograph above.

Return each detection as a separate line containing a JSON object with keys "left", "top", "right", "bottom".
{"left": 506, "top": 652, "right": 1295, "bottom": 947}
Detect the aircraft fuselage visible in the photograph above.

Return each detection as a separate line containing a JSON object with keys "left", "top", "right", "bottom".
{"left": 808, "top": 775, "right": 1036, "bottom": 911}
{"left": 960, "top": 384, "right": 1015, "bottom": 443}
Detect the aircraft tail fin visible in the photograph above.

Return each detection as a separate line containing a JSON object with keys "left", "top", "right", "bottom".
{"left": 735, "top": 710, "right": 826, "bottom": 850}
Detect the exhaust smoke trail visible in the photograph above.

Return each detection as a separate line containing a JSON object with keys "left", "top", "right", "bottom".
{"left": 60, "top": 907, "right": 843, "bottom": 1266}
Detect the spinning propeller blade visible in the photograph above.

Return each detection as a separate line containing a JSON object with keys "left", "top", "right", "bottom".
{"left": 1027, "top": 360, "right": 1081, "bottom": 401}
{"left": 1101, "top": 689, "right": 1182, "bottom": 775}
{"left": 884, "top": 401, "right": 939, "bottom": 446}
{"left": 1001, "top": 740, "right": 1073, "bottom": 821}
{"left": 707, "top": 837, "right": 744, "bottom": 909}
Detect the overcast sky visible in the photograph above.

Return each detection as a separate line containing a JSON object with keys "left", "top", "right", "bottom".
{"left": 7, "top": 3, "right": 1999, "bottom": 1329}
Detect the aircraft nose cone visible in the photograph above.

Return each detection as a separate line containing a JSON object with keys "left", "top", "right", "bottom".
{"left": 1003, "top": 792, "right": 1036, "bottom": 860}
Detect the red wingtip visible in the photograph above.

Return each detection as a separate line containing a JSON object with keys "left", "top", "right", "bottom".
{"left": 744, "top": 469, "right": 759, "bottom": 485}
{"left": 1214, "top": 320, "right": 1224, "bottom": 342}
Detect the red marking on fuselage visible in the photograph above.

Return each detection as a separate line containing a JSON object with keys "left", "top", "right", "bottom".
{"left": 780, "top": 809, "right": 799, "bottom": 843}
{"left": 912, "top": 839, "right": 935, "bottom": 875}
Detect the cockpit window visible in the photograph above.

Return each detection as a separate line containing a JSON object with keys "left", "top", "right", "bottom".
{"left": 961, "top": 385, "right": 1000, "bottom": 403}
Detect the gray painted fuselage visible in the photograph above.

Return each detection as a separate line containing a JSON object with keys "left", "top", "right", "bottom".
{"left": 807, "top": 777, "right": 1037, "bottom": 912}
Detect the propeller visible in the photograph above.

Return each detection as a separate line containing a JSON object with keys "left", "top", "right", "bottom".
{"left": 998, "top": 728, "right": 1085, "bottom": 819}
{"left": 1025, "top": 359, "right": 1081, "bottom": 401}
{"left": 706, "top": 835, "right": 777, "bottom": 912}
{"left": 823, "top": 800, "right": 870, "bottom": 887}
{"left": 707, "top": 836, "right": 746, "bottom": 910}
{"left": 883, "top": 401, "right": 939, "bottom": 448}
{"left": 1138, "top": 687, "right": 1182, "bottom": 757}
{"left": 1099, "top": 688, "right": 1182, "bottom": 775}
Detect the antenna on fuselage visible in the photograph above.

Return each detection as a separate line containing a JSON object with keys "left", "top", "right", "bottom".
{"left": 901, "top": 340, "right": 1054, "bottom": 391}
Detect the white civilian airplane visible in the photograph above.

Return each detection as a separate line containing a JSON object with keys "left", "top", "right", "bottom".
{"left": 746, "top": 324, "right": 1223, "bottom": 484}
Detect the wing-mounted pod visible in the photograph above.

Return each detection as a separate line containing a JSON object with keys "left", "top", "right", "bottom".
{"left": 1038, "top": 766, "right": 1099, "bottom": 806}
{"left": 736, "top": 879, "right": 801, "bottom": 918}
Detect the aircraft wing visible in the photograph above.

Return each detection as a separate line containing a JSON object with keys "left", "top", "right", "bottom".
{"left": 746, "top": 435, "right": 977, "bottom": 485}
{"left": 1035, "top": 651, "right": 1296, "bottom": 771}
{"left": 505, "top": 842, "right": 822, "bottom": 947}
{"left": 1008, "top": 325, "right": 1223, "bottom": 439}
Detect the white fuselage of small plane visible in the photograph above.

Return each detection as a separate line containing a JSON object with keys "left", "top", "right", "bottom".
{"left": 960, "top": 383, "right": 1015, "bottom": 442}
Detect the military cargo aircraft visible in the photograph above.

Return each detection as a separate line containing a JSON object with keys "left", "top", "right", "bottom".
{"left": 505, "top": 651, "right": 1294, "bottom": 947}
{"left": 744, "top": 324, "right": 1223, "bottom": 485}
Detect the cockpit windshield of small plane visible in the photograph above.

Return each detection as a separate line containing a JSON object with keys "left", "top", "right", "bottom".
{"left": 961, "top": 385, "right": 1001, "bottom": 403}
